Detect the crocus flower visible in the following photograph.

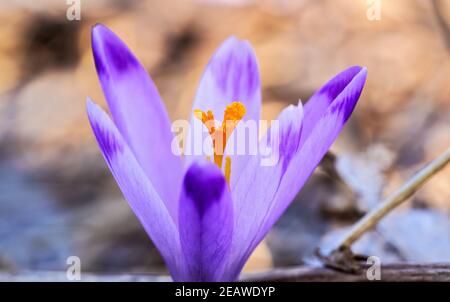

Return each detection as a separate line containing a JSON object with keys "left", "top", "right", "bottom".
{"left": 87, "top": 23, "right": 367, "bottom": 281}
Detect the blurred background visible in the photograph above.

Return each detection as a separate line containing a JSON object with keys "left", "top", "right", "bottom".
{"left": 0, "top": 0, "right": 449, "bottom": 275}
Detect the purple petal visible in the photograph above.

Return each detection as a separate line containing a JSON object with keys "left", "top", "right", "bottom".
{"left": 86, "top": 98, "right": 182, "bottom": 280}
{"left": 192, "top": 36, "right": 261, "bottom": 121}
{"left": 185, "top": 37, "right": 261, "bottom": 182}
{"left": 91, "top": 24, "right": 183, "bottom": 221}
{"left": 301, "top": 66, "right": 364, "bottom": 146}
{"left": 264, "top": 67, "right": 367, "bottom": 233}
{"left": 226, "top": 103, "right": 303, "bottom": 279}
{"left": 179, "top": 161, "right": 234, "bottom": 281}
{"left": 227, "top": 67, "right": 367, "bottom": 279}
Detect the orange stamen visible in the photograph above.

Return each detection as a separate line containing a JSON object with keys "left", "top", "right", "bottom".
{"left": 224, "top": 156, "right": 231, "bottom": 184}
{"left": 193, "top": 102, "right": 246, "bottom": 183}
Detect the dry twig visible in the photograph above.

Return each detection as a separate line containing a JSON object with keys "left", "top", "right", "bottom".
{"left": 319, "top": 147, "right": 450, "bottom": 272}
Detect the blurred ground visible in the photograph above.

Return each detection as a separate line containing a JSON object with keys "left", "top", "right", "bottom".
{"left": 0, "top": 0, "right": 449, "bottom": 274}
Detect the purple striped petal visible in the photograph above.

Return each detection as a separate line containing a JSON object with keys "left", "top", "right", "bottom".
{"left": 226, "top": 103, "right": 303, "bottom": 279}
{"left": 179, "top": 161, "right": 234, "bottom": 281}
{"left": 227, "top": 67, "right": 367, "bottom": 279}
{"left": 185, "top": 37, "right": 261, "bottom": 183}
{"left": 301, "top": 66, "right": 364, "bottom": 146}
{"left": 192, "top": 36, "right": 261, "bottom": 122}
{"left": 264, "top": 67, "right": 367, "bottom": 234}
{"left": 91, "top": 24, "right": 183, "bottom": 221}
{"left": 86, "top": 98, "right": 182, "bottom": 280}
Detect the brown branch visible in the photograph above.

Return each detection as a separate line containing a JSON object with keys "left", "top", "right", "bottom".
{"left": 332, "top": 147, "right": 450, "bottom": 251}
{"left": 2, "top": 263, "right": 450, "bottom": 282}
{"left": 242, "top": 263, "right": 450, "bottom": 282}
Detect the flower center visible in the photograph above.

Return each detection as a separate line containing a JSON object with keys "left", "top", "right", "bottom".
{"left": 194, "top": 102, "right": 246, "bottom": 183}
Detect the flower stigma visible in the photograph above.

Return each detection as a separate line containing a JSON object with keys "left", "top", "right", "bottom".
{"left": 194, "top": 102, "right": 246, "bottom": 183}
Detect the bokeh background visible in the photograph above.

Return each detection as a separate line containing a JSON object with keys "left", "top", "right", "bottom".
{"left": 0, "top": 0, "right": 449, "bottom": 275}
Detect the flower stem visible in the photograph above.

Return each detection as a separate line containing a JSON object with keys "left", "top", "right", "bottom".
{"left": 335, "top": 147, "right": 450, "bottom": 249}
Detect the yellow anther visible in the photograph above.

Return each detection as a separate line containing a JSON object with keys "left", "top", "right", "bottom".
{"left": 223, "top": 102, "right": 246, "bottom": 129}
{"left": 193, "top": 109, "right": 204, "bottom": 121}
{"left": 194, "top": 109, "right": 215, "bottom": 135}
{"left": 224, "top": 156, "right": 231, "bottom": 184}
{"left": 193, "top": 102, "right": 246, "bottom": 184}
